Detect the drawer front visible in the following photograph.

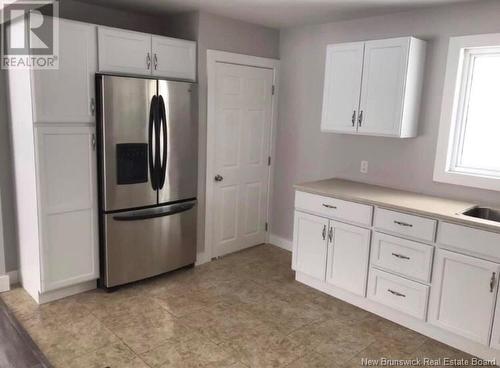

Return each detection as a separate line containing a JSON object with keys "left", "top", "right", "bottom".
{"left": 371, "top": 232, "right": 434, "bottom": 283}
{"left": 368, "top": 268, "right": 429, "bottom": 320}
{"left": 374, "top": 208, "right": 436, "bottom": 242}
{"left": 437, "top": 222, "right": 500, "bottom": 261}
{"left": 295, "top": 191, "right": 373, "bottom": 226}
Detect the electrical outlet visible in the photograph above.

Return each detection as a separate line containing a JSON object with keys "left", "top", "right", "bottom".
{"left": 360, "top": 160, "right": 368, "bottom": 174}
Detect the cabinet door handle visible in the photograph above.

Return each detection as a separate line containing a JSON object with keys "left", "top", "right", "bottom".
{"left": 388, "top": 289, "right": 406, "bottom": 297}
{"left": 91, "top": 133, "right": 96, "bottom": 151}
{"left": 394, "top": 220, "right": 413, "bottom": 227}
{"left": 154, "top": 53, "right": 158, "bottom": 70}
{"left": 322, "top": 204, "right": 337, "bottom": 209}
{"left": 351, "top": 110, "right": 356, "bottom": 127}
{"left": 322, "top": 225, "right": 326, "bottom": 240}
{"left": 90, "top": 98, "right": 95, "bottom": 116}
{"left": 328, "top": 227, "right": 333, "bottom": 242}
{"left": 392, "top": 253, "right": 410, "bottom": 260}
{"left": 358, "top": 110, "right": 363, "bottom": 127}
{"left": 491, "top": 272, "right": 496, "bottom": 293}
{"left": 146, "top": 52, "right": 151, "bottom": 70}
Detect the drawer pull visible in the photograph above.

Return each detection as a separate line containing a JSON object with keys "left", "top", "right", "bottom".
{"left": 387, "top": 289, "right": 406, "bottom": 297}
{"left": 391, "top": 252, "right": 410, "bottom": 260}
{"left": 322, "top": 204, "right": 337, "bottom": 209}
{"left": 491, "top": 272, "right": 496, "bottom": 293}
{"left": 394, "top": 220, "right": 413, "bottom": 227}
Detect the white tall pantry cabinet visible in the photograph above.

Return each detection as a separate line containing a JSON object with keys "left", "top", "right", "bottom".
{"left": 7, "top": 19, "right": 99, "bottom": 303}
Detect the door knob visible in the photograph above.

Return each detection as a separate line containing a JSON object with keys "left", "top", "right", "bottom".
{"left": 214, "top": 174, "right": 223, "bottom": 182}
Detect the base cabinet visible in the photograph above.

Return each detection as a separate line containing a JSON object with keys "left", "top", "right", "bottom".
{"left": 326, "top": 220, "right": 371, "bottom": 296}
{"left": 35, "top": 127, "right": 99, "bottom": 292}
{"left": 292, "top": 211, "right": 328, "bottom": 281}
{"left": 428, "top": 249, "right": 500, "bottom": 345}
{"left": 292, "top": 189, "right": 500, "bottom": 361}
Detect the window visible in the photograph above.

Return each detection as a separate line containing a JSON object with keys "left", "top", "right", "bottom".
{"left": 434, "top": 34, "right": 500, "bottom": 191}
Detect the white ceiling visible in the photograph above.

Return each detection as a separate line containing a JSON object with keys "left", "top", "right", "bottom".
{"left": 79, "top": 0, "right": 477, "bottom": 28}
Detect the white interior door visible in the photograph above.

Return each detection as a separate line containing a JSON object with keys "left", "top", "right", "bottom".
{"left": 321, "top": 42, "right": 364, "bottom": 133}
{"left": 212, "top": 62, "right": 274, "bottom": 257}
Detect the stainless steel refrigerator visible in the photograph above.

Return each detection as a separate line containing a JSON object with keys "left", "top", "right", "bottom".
{"left": 96, "top": 75, "right": 197, "bottom": 289}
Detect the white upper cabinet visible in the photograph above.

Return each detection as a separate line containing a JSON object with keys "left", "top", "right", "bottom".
{"left": 31, "top": 19, "right": 97, "bottom": 124}
{"left": 321, "top": 37, "right": 426, "bottom": 138}
{"left": 98, "top": 27, "right": 196, "bottom": 81}
{"left": 321, "top": 42, "right": 364, "bottom": 133}
{"left": 152, "top": 36, "right": 196, "bottom": 80}
{"left": 429, "top": 249, "right": 500, "bottom": 345}
{"left": 98, "top": 27, "right": 152, "bottom": 76}
{"left": 358, "top": 38, "right": 409, "bottom": 136}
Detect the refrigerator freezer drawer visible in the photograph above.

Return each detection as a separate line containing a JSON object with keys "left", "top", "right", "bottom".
{"left": 103, "top": 200, "right": 197, "bottom": 287}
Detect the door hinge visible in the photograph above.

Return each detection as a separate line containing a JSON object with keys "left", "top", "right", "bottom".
{"left": 265, "top": 222, "right": 268, "bottom": 232}
{"left": 271, "top": 85, "right": 275, "bottom": 95}
{"left": 268, "top": 156, "right": 271, "bottom": 166}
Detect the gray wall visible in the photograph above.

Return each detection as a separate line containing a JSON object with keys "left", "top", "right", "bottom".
{"left": 54, "top": 0, "right": 167, "bottom": 34}
{"left": 272, "top": 0, "right": 500, "bottom": 242}
{"left": 164, "top": 11, "right": 280, "bottom": 255}
{"left": 0, "top": 69, "right": 17, "bottom": 272}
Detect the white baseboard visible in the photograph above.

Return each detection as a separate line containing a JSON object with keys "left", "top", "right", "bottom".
{"left": 296, "top": 271, "right": 500, "bottom": 362}
{"left": 0, "top": 274, "right": 9, "bottom": 292}
{"left": 195, "top": 251, "right": 211, "bottom": 266}
{"left": 7, "top": 270, "right": 19, "bottom": 285}
{"left": 37, "top": 280, "right": 96, "bottom": 304}
{"left": 269, "top": 234, "right": 292, "bottom": 252}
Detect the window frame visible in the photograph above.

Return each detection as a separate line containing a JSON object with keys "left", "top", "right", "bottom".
{"left": 434, "top": 33, "right": 500, "bottom": 192}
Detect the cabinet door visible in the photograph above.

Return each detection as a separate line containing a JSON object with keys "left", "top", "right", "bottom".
{"left": 35, "top": 126, "right": 99, "bottom": 292}
{"left": 321, "top": 42, "right": 364, "bottom": 133}
{"left": 490, "top": 294, "right": 500, "bottom": 349}
{"left": 151, "top": 36, "right": 196, "bottom": 80}
{"left": 98, "top": 26, "right": 152, "bottom": 76}
{"left": 358, "top": 38, "right": 409, "bottom": 136}
{"left": 326, "top": 220, "right": 371, "bottom": 296}
{"left": 429, "top": 249, "right": 500, "bottom": 345}
{"left": 31, "top": 19, "right": 97, "bottom": 123}
{"left": 292, "top": 211, "right": 329, "bottom": 281}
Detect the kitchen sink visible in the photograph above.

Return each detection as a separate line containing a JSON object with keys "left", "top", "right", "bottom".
{"left": 461, "top": 206, "right": 500, "bottom": 223}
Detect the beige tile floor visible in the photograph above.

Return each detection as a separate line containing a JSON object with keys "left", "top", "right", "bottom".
{"left": 1, "top": 244, "right": 475, "bottom": 368}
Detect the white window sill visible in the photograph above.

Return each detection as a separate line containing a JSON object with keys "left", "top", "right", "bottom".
{"left": 433, "top": 169, "right": 500, "bottom": 192}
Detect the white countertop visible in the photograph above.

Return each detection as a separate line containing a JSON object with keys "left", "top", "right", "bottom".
{"left": 294, "top": 178, "right": 500, "bottom": 233}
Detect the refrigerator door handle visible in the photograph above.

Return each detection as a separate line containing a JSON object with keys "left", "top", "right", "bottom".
{"left": 112, "top": 200, "right": 196, "bottom": 221}
{"left": 148, "top": 95, "right": 158, "bottom": 191}
{"left": 158, "top": 95, "right": 168, "bottom": 189}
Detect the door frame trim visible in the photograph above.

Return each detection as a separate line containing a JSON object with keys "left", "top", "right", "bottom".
{"left": 204, "top": 50, "right": 280, "bottom": 263}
